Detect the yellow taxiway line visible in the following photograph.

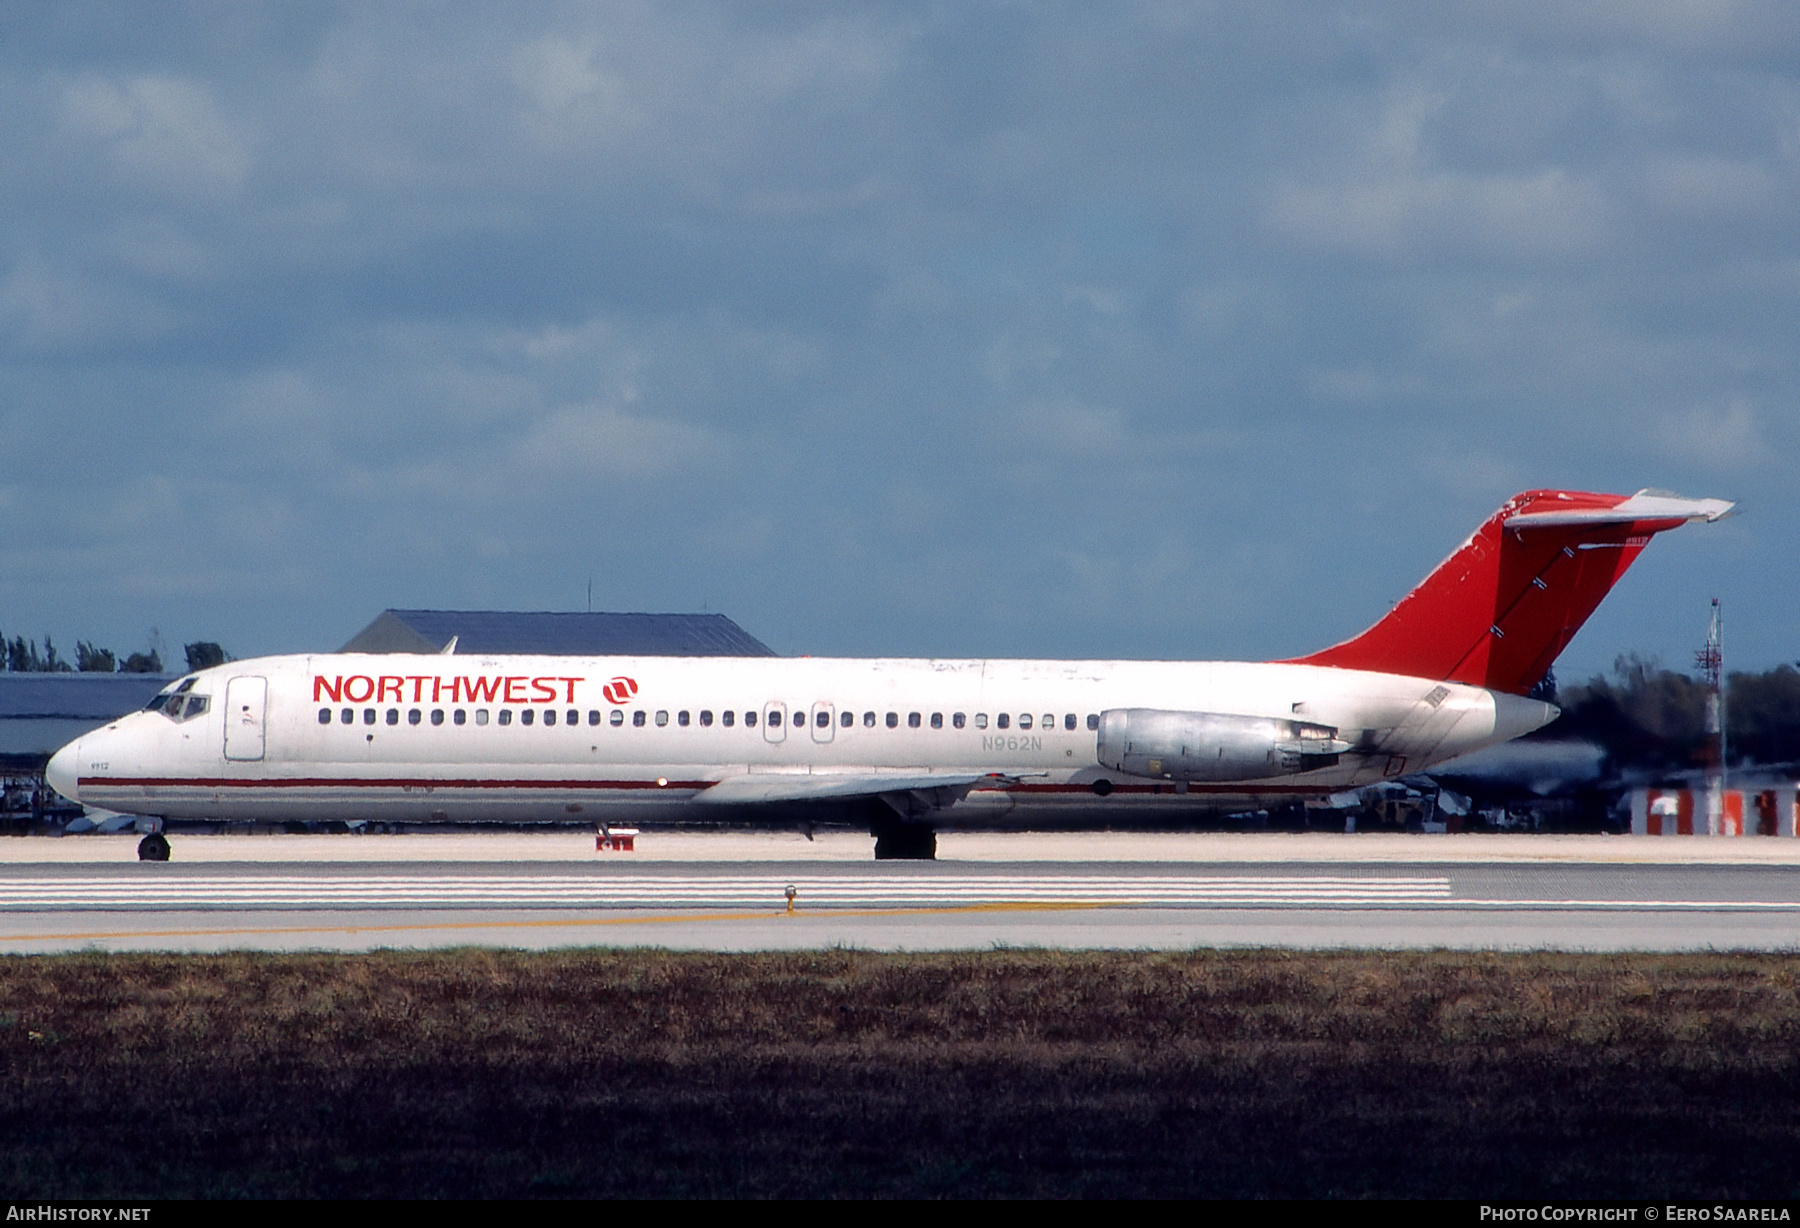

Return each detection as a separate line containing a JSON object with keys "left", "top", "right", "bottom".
{"left": 0, "top": 900, "right": 1123, "bottom": 945}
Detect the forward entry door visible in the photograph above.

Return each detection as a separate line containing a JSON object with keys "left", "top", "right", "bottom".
{"left": 223, "top": 676, "right": 268, "bottom": 761}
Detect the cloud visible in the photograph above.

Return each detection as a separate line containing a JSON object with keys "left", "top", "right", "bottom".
{"left": 1653, "top": 401, "right": 1768, "bottom": 470}
{"left": 510, "top": 401, "right": 722, "bottom": 479}
{"left": 0, "top": 257, "right": 186, "bottom": 351}
{"left": 0, "top": 3, "right": 1792, "bottom": 677}
{"left": 60, "top": 73, "right": 251, "bottom": 197}
{"left": 1268, "top": 167, "right": 1612, "bottom": 261}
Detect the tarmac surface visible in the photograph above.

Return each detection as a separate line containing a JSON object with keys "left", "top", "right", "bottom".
{"left": 4, "top": 830, "right": 1800, "bottom": 953}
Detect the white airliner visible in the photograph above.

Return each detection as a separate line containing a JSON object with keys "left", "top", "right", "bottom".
{"left": 47, "top": 488, "right": 1731, "bottom": 859}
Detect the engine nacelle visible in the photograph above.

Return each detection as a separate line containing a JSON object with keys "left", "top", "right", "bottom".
{"left": 1096, "top": 708, "right": 1352, "bottom": 782}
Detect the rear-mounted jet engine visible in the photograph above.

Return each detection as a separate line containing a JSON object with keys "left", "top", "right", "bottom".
{"left": 1097, "top": 709, "right": 1352, "bottom": 782}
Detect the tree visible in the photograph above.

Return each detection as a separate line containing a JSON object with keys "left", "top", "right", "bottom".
{"left": 119, "top": 650, "right": 163, "bottom": 674}
{"left": 1545, "top": 654, "right": 1800, "bottom": 772}
{"left": 185, "top": 642, "right": 229, "bottom": 671}
{"left": 76, "top": 641, "right": 116, "bottom": 672}
{"left": 1723, "top": 665, "right": 1800, "bottom": 768}
{"left": 40, "top": 637, "right": 71, "bottom": 672}
{"left": 7, "top": 636, "right": 38, "bottom": 672}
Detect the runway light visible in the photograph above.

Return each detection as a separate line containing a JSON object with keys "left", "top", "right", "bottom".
{"left": 785, "top": 884, "right": 797, "bottom": 914}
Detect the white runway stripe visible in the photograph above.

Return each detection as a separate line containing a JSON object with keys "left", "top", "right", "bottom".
{"left": 1, "top": 874, "right": 1450, "bottom": 910}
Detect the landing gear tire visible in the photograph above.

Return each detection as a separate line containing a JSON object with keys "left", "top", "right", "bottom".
{"left": 137, "top": 832, "right": 171, "bottom": 862}
{"left": 873, "top": 825, "right": 937, "bottom": 860}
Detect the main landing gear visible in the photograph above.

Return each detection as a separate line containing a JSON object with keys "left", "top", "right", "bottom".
{"left": 872, "top": 819, "right": 937, "bottom": 860}
{"left": 137, "top": 831, "right": 171, "bottom": 861}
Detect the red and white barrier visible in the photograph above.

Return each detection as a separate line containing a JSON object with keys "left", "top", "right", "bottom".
{"left": 1631, "top": 787, "right": 1798, "bottom": 836}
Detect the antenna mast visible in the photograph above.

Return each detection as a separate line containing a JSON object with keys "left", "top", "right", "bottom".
{"left": 1695, "top": 597, "right": 1726, "bottom": 824}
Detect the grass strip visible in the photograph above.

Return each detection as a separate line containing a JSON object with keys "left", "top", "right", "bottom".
{"left": 3, "top": 948, "right": 1799, "bottom": 1198}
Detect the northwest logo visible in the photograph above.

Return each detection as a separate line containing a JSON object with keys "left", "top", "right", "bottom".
{"left": 602, "top": 676, "right": 639, "bottom": 705}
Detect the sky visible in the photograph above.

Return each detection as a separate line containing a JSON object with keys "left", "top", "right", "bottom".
{"left": 1, "top": 2, "right": 1794, "bottom": 681}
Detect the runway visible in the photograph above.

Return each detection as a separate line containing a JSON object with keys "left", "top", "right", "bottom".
{"left": 4, "top": 833, "right": 1800, "bottom": 952}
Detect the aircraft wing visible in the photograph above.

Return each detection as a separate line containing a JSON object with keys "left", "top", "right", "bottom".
{"left": 696, "top": 771, "right": 991, "bottom": 805}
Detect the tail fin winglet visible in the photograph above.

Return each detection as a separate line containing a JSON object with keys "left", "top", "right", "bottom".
{"left": 1284, "top": 489, "right": 1733, "bottom": 695}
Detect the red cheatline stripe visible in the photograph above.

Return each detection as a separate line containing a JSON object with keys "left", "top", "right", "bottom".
{"left": 979, "top": 782, "right": 1330, "bottom": 796}
{"left": 80, "top": 776, "right": 713, "bottom": 792}
{"left": 82, "top": 777, "right": 1329, "bottom": 796}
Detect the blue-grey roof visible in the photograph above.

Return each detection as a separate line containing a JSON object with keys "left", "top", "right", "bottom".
{"left": 0, "top": 673, "right": 178, "bottom": 767}
{"left": 340, "top": 610, "right": 777, "bottom": 657}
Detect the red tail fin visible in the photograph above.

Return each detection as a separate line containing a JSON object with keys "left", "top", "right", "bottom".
{"left": 1285, "top": 489, "right": 1732, "bottom": 694}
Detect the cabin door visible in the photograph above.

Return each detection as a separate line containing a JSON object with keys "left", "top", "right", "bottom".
{"left": 223, "top": 676, "right": 268, "bottom": 761}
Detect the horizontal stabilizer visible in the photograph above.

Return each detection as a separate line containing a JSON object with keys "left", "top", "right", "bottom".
{"left": 697, "top": 771, "right": 989, "bottom": 805}
{"left": 1502, "top": 491, "right": 1733, "bottom": 529}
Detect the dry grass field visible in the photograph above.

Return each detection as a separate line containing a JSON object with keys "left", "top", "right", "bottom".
{"left": 3, "top": 948, "right": 1800, "bottom": 1198}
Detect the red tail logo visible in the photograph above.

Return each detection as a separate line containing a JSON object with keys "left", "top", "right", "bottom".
{"left": 1284, "top": 489, "right": 1731, "bottom": 694}
{"left": 602, "top": 676, "right": 639, "bottom": 705}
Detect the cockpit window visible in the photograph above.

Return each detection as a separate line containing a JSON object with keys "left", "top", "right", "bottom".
{"left": 145, "top": 676, "right": 198, "bottom": 712}
{"left": 153, "top": 683, "right": 210, "bottom": 722}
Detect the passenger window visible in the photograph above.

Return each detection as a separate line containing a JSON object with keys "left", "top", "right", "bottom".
{"left": 318, "top": 708, "right": 331, "bottom": 725}
{"left": 930, "top": 713, "right": 943, "bottom": 729}
{"left": 863, "top": 711, "right": 874, "bottom": 727}
{"left": 793, "top": 711, "right": 805, "bottom": 727}
{"left": 1043, "top": 714, "right": 1054, "bottom": 730}
{"left": 544, "top": 709, "right": 556, "bottom": 726}
{"left": 953, "top": 713, "right": 965, "bottom": 729}
{"left": 475, "top": 709, "right": 489, "bottom": 726}
{"left": 341, "top": 708, "right": 353, "bottom": 725}
{"left": 521, "top": 709, "right": 535, "bottom": 726}
{"left": 678, "top": 711, "right": 689, "bottom": 727}
{"left": 1064, "top": 714, "right": 1076, "bottom": 731}
{"left": 408, "top": 709, "right": 421, "bottom": 725}
{"left": 634, "top": 711, "right": 647, "bottom": 727}
{"left": 700, "top": 710, "right": 713, "bottom": 727}
{"left": 908, "top": 712, "right": 921, "bottom": 728}
{"left": 431, "top": 708, "right": 444, "bottom": 726}
{"left": 454, "top": 709, "right": 466, "bottom": 726}
{"left": 885, "top": 712, "right": 898, "bottom": 729}
{"left": 656, "top": 710, "right": 669, "bottom": 727}
{"left": 745, "top": 711, "right": 757, "bottom": 727}
{"left": 1019, "top": 715, "right": 1032, "bottom": 730}
{"left": 975, "top": 713, "right": 987, "bottom": 729}
{"left": 997, "top": 714, "right": 1009, "bottom": 729}
{"left": 588, "top": 710, "right": 600, "bottom": 725}
{"left": 386, "top": 708, "right": 399, "bottom": 726}
{"left": 498, "top": 710, "right": 512, "bottom": 726}
{"left": 610, "top": 709, "right": 624, "bottom": 726}
{"left": 722, "top": 710, "right": 734, "bottom": 727}
{"left": 1087, "top": 714, "right": 1099, "bottom": 731}
{"left": 816, "top": 711, "right": 829, "bottom": 728}
{"left": 840, "top": 710, "right": 852, "bottom": 727}
{"left": 567, "top": 709, "right": 578, "bottom": 726}
{"left": 364, "top": 708, "right": 376, "bottom": 725}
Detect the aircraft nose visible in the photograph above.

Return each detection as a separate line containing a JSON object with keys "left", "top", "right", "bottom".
{"left": 45, "top": 738, "right": 81, "bottom": 804}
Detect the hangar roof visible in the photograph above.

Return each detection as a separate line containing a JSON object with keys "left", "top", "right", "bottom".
{"left": 0, "top": 673, "right": 177, "bottom": 770}
{"left": 340, "top": 609, "right": 777, "bottom": 657}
